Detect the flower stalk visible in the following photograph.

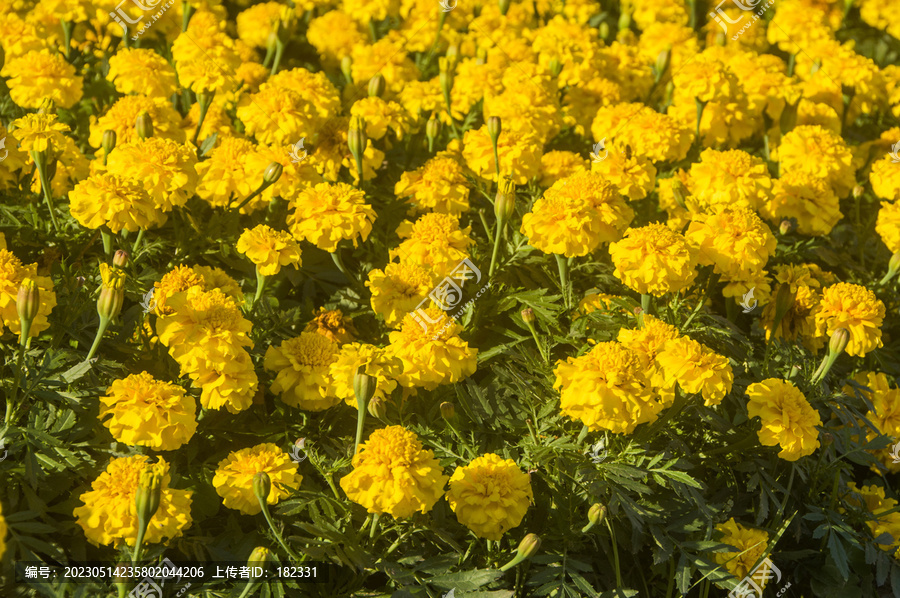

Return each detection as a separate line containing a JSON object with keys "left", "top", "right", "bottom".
{"left": 254, "top": 472, "right": 303, "bottom": 562}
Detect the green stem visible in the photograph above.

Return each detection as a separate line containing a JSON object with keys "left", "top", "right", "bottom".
{"left": 101, "top": 229, "right": 113, "bottom": 256}
{"left": 131, "top": 229, "right": 145, "bottom": 254}
{"left": 492, "top": 143, "right": 501, "bottom": 182}
{"left": 131, "top": 528, "right": 146, "bottom": 565}
{"left": 85, "top": 317, "right": 112, "bottom": 362}
{"left": 258, "top": 498, "right": 303, "bottom": 563}
{"left": 605, "top": 518, "right": 622, "bottom": 588}
{"left": 370, "top": 512, "right": 381, "bottom": 540}
{"left": 725, "top": 296, "right": 737, "bottom": 322}
{"left": 666, "top": 558, "right": 675, "bottom": 598}
{"left": 555, "top": 254, "right": 570, "bottom": 310}
{"left": 33, "top": 157, "right": 60, "bottom": 232}
{"left": 270, "top": 38, "right": 285, "bottom": 77}
{"left": 878, "top": 270, "right": 896, "bottom": 286}
{"left": 354, "top": 153, "right": 365, "bottom": 187}
{"left": 368, "top": 19, "right": 378, "bottom": 42}
{"left": 489, "top": 221, "right": 504, "bottom": 277}
{"left": 525, "top": 322, "right": 548, "bottom": 364}
{"left": 233, "top": 181, "right": 270, "bottom": 212}
{"left": 252, "top": 269, "right": 268, "bottom": 308}
{"left": 641, "top": 294, "right": 651, "bottom": 317}
{"left": 181, "top": 1, "right": 195, "bottom": 31}
{"left": 192, "top": 95, "right": 211, "bottom": 147}
{"left": 237, "top": 580, "right": 258, "bottom": 598}
{"left": 354, "top": 393, "right": 368, "bottom": 455}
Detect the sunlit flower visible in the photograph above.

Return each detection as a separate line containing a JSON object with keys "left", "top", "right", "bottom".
{"left": 395, "top": 156, "right": 470, "bottom": 216}
{"left": 213, "top": 444, "right": 302, "bottom": 515}
{"left": 685, "top": 207, "right": 776, "bottom": 280}
{"left": 714, "top": 519, "right": 770, "bottom": 583}
{"left": 107, "top": 48, "right": 178, "bottom": 98}
{"left": 264, "top": 333, "right": 340, "bottom": 411}
{"left": 330, "top": 343, "right": 402, "bottom": 407}
{"left": 237, "top": 225, "right": 302, "bottom": 276}
{"left": 656, "top": 337, "right": 734, "bottom": 406}
{"left": 1, "top": 50, "right": 83, "bottom": 109}
{"left": 609, "top": 224, "right": 698, "bottom": 297}
{"left": 68, "top": 173, "right": 165, "bottom": 233}
{"left": 389, "top": 213, "right": 475, "bottom": 277}
{"left": 287, "top": 182, "right": 376, "bottom": 252}
{"left": 813, "top": 283, "right": 885, "bottom": 357}
{"left": 746, "top": 378, "right": 821, "bottom": 461}
{"left": 366, "top": 262, "right": 437, "bottom": 327}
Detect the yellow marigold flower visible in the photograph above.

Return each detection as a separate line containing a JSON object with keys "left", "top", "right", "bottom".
{"left": 0, "top": 13, "right": 46, "bottom": 59}
{"left": 264, "top": 332, "right": 340, "bottom": 411}
{"left": 398, "top": 80, "right": 444, "bottom": 120}
{"left": 395, "top": 156, "right": 470, "bottom": 216}
{"left": 876, "top": 201, "right": 900, "bottom": 254}
{"left": 287, "top": 182, "right": 376, "bottom": 252}
{"left": 366, "top": 262, "right": 437, "bottom": 328}
{"left": 172, "top": 15, "right": 241, "bottom": 75}
{"left": 609, "top": 224, "right": 698, "bottom": 297}
{"left": 9, "top": 113, "right": 69, "bottom": 154}
{"left": 191, "top": 352, "right": 259, "bottom": 414}
{"left": 99, "top": 372, "right": 197, "bottom": 451}
{"left": 1, "top": 50, "right": 83, "bottom": 109}
{"left": 714, "top": 519, "right": 770, "bottom": 582}
{"left": 0, "top": 251, "right": 56, "bottom": 339}
{"left": 483, "top": 87, "right": 562, "bottom": 144}
{"left": 68, "top": 173, "right": 165, "bottom": 233}
{"left": 562, "top": 76, "right": 623, "bottom": 138}
{"left": 237, "top": 225, "right": 302, "bottom": 276}
{"left": 686, "top": 149, "right": 772, "bottom": 213}
{"left": 236, "top": 2, "right": 284, "bottom": 47}
{"left": 576, "top": 292, "right": 624, "bottom": 318}
{"left": 590, "top": 144, "right": 657, "bottom": 201}
{"left": 617, "top": 315, "right": 681, "bottom": 406}
{"left": 237, "top": 86, "right": 317, "bottom": 147}
{"left": 773, "top": 125, "right": 855, "bottom": 198}
{"left": 177, "top": 57, "right": 236, "bottom": 94}
{"left": 152, "top": 265, "right": 206, "bottom": 317}
{"left": 446, "top": 59, "right": 505, "bottom": 121}
{"left": 591, "top": 103, "right": 693, "bottom": 164}
{"left": 870, "top": 155, "right": 900, "bottom": 202}
{"left": 845, "top": 483, "right": 900, "bottom": 556}
{"left": 157, "top": 287, "right": 254, "bottom": 370}
{"left": 89, "top": 95, "right": 186, "bottom": 149}
{"left": 638, "top": 22, "right": 699, "bottom": 69}
{"left": 236, "top": 62, "right": 270, "bottom": 93}
{"left": 529, "top": 17, "right": 603, "bottom": 88}
{"left": 388, "top": 307, "right": 478, "bottom": 390}
{"left": 462, "top": 125, "right": 543, "bottom": 185}
{"left": 350, "top": 97, "right": 411, "bottom": 141}
{"left": 389, "top": 213, "right": 475, "bottom": 276}
{"left": 685, "top": 207, "right": 776, "bottom": 280}
{"left": 554, "top": 341, "right": 661, "bottom": 434}
{"left": 761, "top": 266, "right": 822, "bottom": 349}
{"left": 843, "top": 372, "right": 900, "bottom": 474}
{"left": 350, "top": 37, "right": 418, "bottom": 95}
{"left": 522, "top": 173, "right": 633, "bottom": 257}
{"left": 181, "top": 101, "right": 235, "bottom": 145}
{"left": 307, "top": 10, "right": 366, "bottom": 67}
{"left": 656, "top": 337, "right": 733, "bottom": 407}
{"left": 304, "top": 307, "right": 357, "bottom": 345}
{"left": 213, "top": 444, "right": 302, "bottom": 515}
{"left": 193, "top": 265, "right": 244, "bottom": 303}
{"left": 539, "top": 151, "right": 589, "bottom": 188}
{"left": 814, "top": 283, "right": 885, "bottom": 357}
{"left": 195, "top": 136, "right": 258, "bottom": 210}
{"left": 765, "top": 171, "right": 842, "bottom": 236}
{"left": 343, "top": 0, "right": 399, "bottom": 23}
{"left": 340, "top": 426, "right": 447, "bottom": 518}
{"left": 446, "top": 453, "right": 533, "bottom": 540}
{"left": 107, "top": 48, "right": 177, "bottom": 98}
{"left": 73, "top": 456, "right": 192, "bottom": 547}
{"left": 330, "top": 343, "right": 402, "bottom": 407}
{"left": 746, "top": 378, "right": 821, "bottom": 461}
{"left": 106, "top": 138, "right": 198, "bottom": 212}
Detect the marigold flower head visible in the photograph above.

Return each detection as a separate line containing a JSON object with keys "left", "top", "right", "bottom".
{"left": 446, "top": 453, "right": 533, "bottom": 540}
{"left": 340, "top": 426, "right": 448, "bottom": 518}
{"left": 617, "top": 315, "right": 680, "bottom": 367}
{"left": 1, "top": 50, "right": 83, "bottom": 109}
{"left": 0, "top": 250, "right": 56, "bottom": 339}
{"left": 68, "top": 173, "right": 166, "bottom": 233}
{"left": 264, "top": 333, "right": 340, "bottom": 411}
{"left": 366, "top": 262, "right": 437, "bottom": 328}
{"left": 746, "top": 378, "right": 821, "bottom": 461}
{"left": 388, "top": 307, "right": 478, "bottom": 390}
{"left": 195, "top": 136, "right": 259, "bottom": 210}
{"left": 304, "top": 307, "right": 358, "bottom": 345}
{"left": 609, "top": 224, "right": 698, "bottom": 297}
{"left": 686, "top": 149, "right": 772, "bottom": 214}
{"left": 89, "top": 95, "right": 186, "bottom": 149}
{"left": 193, "top": 265, "right": 243, "bottom": 303}
{"left": 213, "top": 444, "right": 302, "bottom": 515}
{"left": 766, "top": 171, "right": 842, "bottom": 236}
{"left": 461, "top": 125, "right": 543, "bottom": 185}
{"left": 554, "top": 341, "right": 661, "bottom": 434}
{"left": 191, "top": 352, "right": 259, "bottom": 414}
{"left": 237, "top": 225, "right": 302, "bottom": 276}
{"left": 10, "top": 113, "right": 69, "bottom": 154}
{"left": 844, "top": 483, "right": 900, "bottom": 556}
{"left": 307, "top": 10, "right": 366, "bottom": 66}
{"left": 814, "top": 283, "right": 885, "bottom": 357}
{"left": 106, "top": 138, "right": 198, "bottom": 212}
{"left": 773, "top": 125, "right": 855, "bottom": 198}
{"left": 876, "top": 201, "right": 900, "bottom": 254}
{"left": 350, "top": 37, "right": 418, "bottom": 94}
{"left": 287, "top": 182, "right": 376, "bottom": 252}
{"left": 685, "top": 207, "right": 776, "bottom": 280}
{"left": 656, "top": 337, "right": 734, "bottom": 406}
{"left": 395, "top": 156, "right": 470, "bottom": 216}
{"left": 329, "top": 343, "right": 402, "bottom": 407}
{"left": 236, "top": 2, "right": 285, "bottom": 48}
{"left": 591, "top": 103, "right": 693, "bottom": 164}
{"left": 73, "top": 456, "right": 192, "bottom": 547}
{"left": 870, "top": 155, "right": 900, "bottom": 202}
{"left": 107, "top": 48, "right": 178, "bottom": 98}
{"left": 152, "top": 265, "right": 207, "bottom": 317}
{"left": 590, "top": 143, "right": 657, "bottom": 201}
{"left": 843, "top": 372, "right": 900, "bottom": 474}
{"left": 389, "top": 213, "right": 474, "bottom": 276}
{"left": 714, "top": 519, "right": 770, "bottom": 582}
{"left": 99, "top": 372, "right": 196, "bottom": 451}
{"left": 539, "top": 151, "right": 590, "bottom": 188}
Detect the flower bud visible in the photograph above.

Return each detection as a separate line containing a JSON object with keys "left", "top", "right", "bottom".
{"left": 779, "top": 101, "right": 798, "bottom": 134}
{"left": 772, "top": 282, "right": 794, "bottom": 333}
{"left": 253, "top": 471, "right": 272, "bottom": 506}
{"left": 263, "top": 162, "right": 283, "bottom": 185}
{"left": 476, "top": 47, "right": 488, "bottom": 65}
{"left": 715, "top": 31, "right": 726, "bottom": 46}
{"left": 655, "top": 47, "right": 671, "bottom": 79}
{"left": 588, "top": 503, "right": 607, "bottom": 526}
{"left": 671, "top": 180, "right": 688, "bottom": 211}
{"left": 102, "top": 130, "right": 117, "bottom": 156}
{"left": 17, "top": 278, "right": 40, "bottom": 331}
{"left": 341, "top": 55, "right": 353, "bottom": 82}
{"left": 617, "top": 7, "right": 631, "bottom": 31}
{"left": 516, "top": 533, "right": 541, "bottom": 559}
{"left": 851, "top": 184, "right": 864, "bottom": 199}
{"left": 498, "top": 0, "right": 510, "bottom": 15}
{"left": 521, "top": 308, "right": 535, "bottom": 325}
{"left": 136, "top": 111, "right": 154, "bottom": 139}
{"left": 779, "top": 219, "right": 793, "bottom": 235}
{"left": 353, "top": 366, "right": 378, "bottom": 407}
{"left": 446, "top": 44, "right": 459, "bottom": 63}
{"left": 348, "top": 116, "right": 368, "bottom": 162}
{"left": 248, "top": 546, "right": 271, "bottom": 569}
{"left": 367, "top": 396, "right": 387, "bottom": 419}
{"left": 97, "top": 264, "right": 126, "bottom": 322}
{"left": 113, "top": 250, "right": 129, "bottom": 268}
{"left": 821, "top": 432, "right": 834, "bottom": 446}
{"left": 439, "top": 57, "right": 454, "bottom": 100}
{"left": 368, "top": 73, "right": 386, "bottom": 98}
{"left": 487, "top": 116, "right": 502, "bottom": 145}
{"left": 135, "top": 468, "right": 162, "bottom": 530}
{"left": 440, "top": 402, "right": 455, "bottom": 420}
{"left": 548, "top": 56, "right": 562, "bottom": 78}
{"left": 38, "top": 97, "right": 56, "bottom": 115}
{"left": 494, "top": 176, "right": 516, "bottom": 226}
{"left": 598, "top": 22, "right": 609, "bottom": 40}
{"left": 426, "top": 114, "right": 441, "bottom": 147}
{"left": 829, "top": 327, "right": 850, "bottom": 355}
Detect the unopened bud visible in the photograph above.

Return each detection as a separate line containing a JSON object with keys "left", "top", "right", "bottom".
{"left": 439, "top": 57, "right": 454, "bottom": 100}
{"left": 353, "top": 366, "right": 378, "bottom": 407}
{"left": 779, "top": 219, "right": 793, "bottom": 235}
{"left": 487, "top": 116, "right": 502, "bottom": 145}
{"left": 368, "top": 73, "right": 386, "bottom": 98}
{"left": 445, "top": 44, "right": 459, "bottom": 63}
{"left": 17, "top": 278, "right": 40, "bottom": 329}
{"left": 494, "top": 176, "right": 516, "bottom": 226}
{"left": 136, "top": 112, "right": 153, "bottom": 139}
{"left": 253, "top": 471, "right": 272, "bottom": 506}
{"left": 521, "top": 308, "right": 535, "bottom": 325}
{"left": 135, "top": 468, "right": 162, "bottom": 530}
{"left": 821, "top": 432, "right": 834, "bottom": 446}
{"left": 248, "top": 547, "right": 271, "bottom": 571}
{"left": 38, "top": 98, "right": 56, "bottom": 115}
{"left": 516, "top": 533, "right": 541, "bottom": 559}
{"left": 548, "top": 56, "right": 562, "bottom": 78}
{"left": 113, "top": 250, "right": 129, "bottom": 268}
{"left": 367, "top": 396, "right": 387, "bottom": 419}
{"left": 476, "top": 47, "right": 488, "bottom": 65}
{"left": 598, "top": 22, "right": 609, "bottom": 40}
{"left": 263, "top": 162, "right": 283, "bottom": 185}
{"left": 852, "top": 184, "right": 864, "bottom": 199}
{"left": 829, "top": 327, "right": 850, "bottom": 355}
{"left": 779, "top": 101, "right": 798, "bottom": 134}
{"left": 498, "top": 0, "right": 510, "bottom": 15}
{"left": 348, "top": 116, "right": 368, "bottom": 162}
{"left": 617, "top": 7, "right": 631, "bottom": 31}
{"left": 671, "top": 180, "right": 688, "bottom": 211}
{"left": 440, "top": 402, "right": 455, "bottom": 420}
{"left": 102, "top": 130, "right": 117, "bottom": 156}
{"left": 426, "top": 114, "right": 441, "bottom": 146}
{"left": 588, "top": 503, "right": 606, "bottom": 526}
{"left": 341, "top": 55, "right": 353, "bottom": 82}
{"left": 655, "top": 47, "right": 671, "bottom": 79}
{"left": 97, "top": 264, "right": 126, "bottom": 321}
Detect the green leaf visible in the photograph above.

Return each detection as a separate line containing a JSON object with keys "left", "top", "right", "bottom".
{"left": 429, "top": 570, "right": 504, "bottom": 591}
